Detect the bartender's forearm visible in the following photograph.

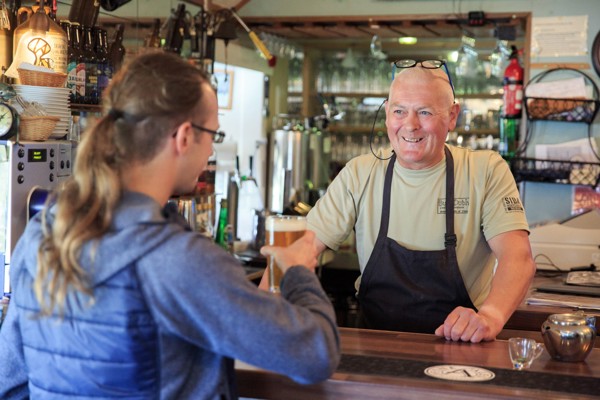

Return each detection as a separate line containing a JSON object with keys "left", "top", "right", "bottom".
{"left": 480, "top": 230, "right": 536, "bottom": 328}
{"left": 313, "top": 236, "right": 328, "bottom": 256}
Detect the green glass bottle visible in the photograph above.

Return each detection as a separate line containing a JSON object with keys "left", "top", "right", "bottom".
{"left": 215, "top": 198, "right": 228, "bottom": 248}
{"left": 499, "top": 116, "right": 519, "bottom": 159}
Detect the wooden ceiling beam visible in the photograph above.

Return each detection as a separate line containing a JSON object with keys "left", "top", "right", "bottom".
{"left": 317, "top": 24, "right": 350, "bottom": 38}
{"left": 291, "top": 24, "right": 345, "bottom": 39}
{"left": 319, "top": 23, "right": 367, "bottom": 39}
{"left": 242, "top": 12, "right": 529, "bottom": 41}
{"left": 368, "top": 25, "right": 409, "bottom": 39}
{"left": 383, "top": 24, "right": 410, "bottom": 38}
{"left": 412, "top": 20, "right": 442, "bottom": 37}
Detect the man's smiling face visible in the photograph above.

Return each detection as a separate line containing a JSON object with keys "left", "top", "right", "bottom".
{"left": 385, "top": 67, "right": 459, "bottom": 170}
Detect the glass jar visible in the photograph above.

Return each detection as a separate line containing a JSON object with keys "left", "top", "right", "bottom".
{"left": 6, "top": 6, "right": 67, "bottom": 79}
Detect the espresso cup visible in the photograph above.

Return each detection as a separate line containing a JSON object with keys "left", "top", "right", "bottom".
{"left": 265, "top": 215, "right": 306, "bottom": 293}
{"left": 508, "top": 337, "right": 544, "bottom": 370}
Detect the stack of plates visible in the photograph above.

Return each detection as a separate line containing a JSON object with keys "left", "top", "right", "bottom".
{"left": 13, "top": 85, "right": 71, "bottom": 139}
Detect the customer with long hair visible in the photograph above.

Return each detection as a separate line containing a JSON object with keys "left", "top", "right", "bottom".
{"left": 0, "top": 51, "right": 339, "bottom": 399}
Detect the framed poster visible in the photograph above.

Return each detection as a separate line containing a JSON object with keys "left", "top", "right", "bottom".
{"left": 214, "top": 69, "right": 233, "bottom": 109}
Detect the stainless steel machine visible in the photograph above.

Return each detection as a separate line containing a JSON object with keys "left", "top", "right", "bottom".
{"left": 0, "top": 140, "right": 74, "bottom": 296}
{"left": 267, "top": 115, "right": 330, "bottom": 213}
{"left": 268, "top": 115, "right": 307, "bottom": 213}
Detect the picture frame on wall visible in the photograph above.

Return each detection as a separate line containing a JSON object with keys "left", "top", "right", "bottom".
{"left": 214, "top": 69, "right": 234, "bottom": 109}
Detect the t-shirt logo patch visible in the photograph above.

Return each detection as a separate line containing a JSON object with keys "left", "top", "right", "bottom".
{"left": 437, "top": 198, "right": 469, "bottom": 214}
{"left": 503, "top": 196, "right": 524, "bottom": 213}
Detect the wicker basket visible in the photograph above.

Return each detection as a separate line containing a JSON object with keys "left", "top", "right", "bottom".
{"left": 19, "top": 116, "right": 60, "bottom": 141}
{"left": 525, "top": 97, "right": 598, "bottom": 123}
{"left": 17, "top": 68, "right": 67, "bottom": 88}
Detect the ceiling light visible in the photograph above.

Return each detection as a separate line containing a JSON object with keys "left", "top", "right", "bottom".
{"left": 398, "top": 37, "right": 417, "bottom": 45}
{"left": 369, "top": 19, "right": 380, "bottom": 29}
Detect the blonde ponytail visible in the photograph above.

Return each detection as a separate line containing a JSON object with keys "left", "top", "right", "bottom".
{"left": 35, "top": 51, "right": 210, "bottom": 315}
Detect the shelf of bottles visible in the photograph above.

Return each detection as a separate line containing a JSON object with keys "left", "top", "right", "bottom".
{"left": 70, "top": 104, "right": 103, "bottom": 113}
{"left": 288, "top": 55, "right": 506, "bottom": 152}
{"left": 330, "top": 130, "right": 390, "bottom": 165}
{"left": 288, "top": 56, "right": 391, "bottom": 96}
{"left": 61, "top": 20, "right": 126, "bottom": 111}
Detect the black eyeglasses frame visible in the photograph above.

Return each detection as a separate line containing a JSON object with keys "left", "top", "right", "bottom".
{"left": 391, "top": 59, "right": 455, "bottom": 100}
{"left": 172, "top": 123, "right": 226, "bottom": 143}
{"left": 191, "top": 123, "right": 226, "bottom": 143}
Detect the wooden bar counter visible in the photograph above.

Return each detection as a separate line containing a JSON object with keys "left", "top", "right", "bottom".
{"left": 236, "top": 327, "right": 600, "bottom": 399}
{"left": 505, "top": 272, "right": 600, "bottom": 333}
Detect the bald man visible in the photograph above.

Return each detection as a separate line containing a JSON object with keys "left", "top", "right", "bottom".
{"left": 307, "top": 62, "right": 535, "bottom": 342}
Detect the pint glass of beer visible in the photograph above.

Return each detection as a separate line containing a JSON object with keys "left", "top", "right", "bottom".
{"left": 265, "top": 215, "right": 307, "bottom": 293}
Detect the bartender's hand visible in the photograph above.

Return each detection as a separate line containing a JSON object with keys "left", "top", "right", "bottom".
{"left": 434, "top": 306, "right": 504, "bottom": 343}
{"left": 257, "top": 230, "right": 319, "bottom": 291}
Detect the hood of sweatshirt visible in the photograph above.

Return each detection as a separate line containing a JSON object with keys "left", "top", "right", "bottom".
{"left": 20, "top": 191, "right": 191, "bottom": 287}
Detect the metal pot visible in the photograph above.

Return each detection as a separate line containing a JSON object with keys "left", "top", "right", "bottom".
{"left": 541, "top": 312, "right": 596, "bottom": 362}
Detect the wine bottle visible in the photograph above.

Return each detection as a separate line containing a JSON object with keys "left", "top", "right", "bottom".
{"left": 81, "top": 26, "right": 97, "bottom": 104}
{"left": 71, "top": 23, "right": 86, "bottom": 104}
{"left": 144, "top": 18, "right": 161, "bottom": 48}
{"left": 94, "top": 27, "right": 109, "bottom": 102}
{"left": 163, "top": 4, "right": 185, "bottom": 54}
{"left": 61, "top": 21, "right": 77, "bottom": 103}
{"left": 101, "top": 28, "right": 113, "bottom": 85}
{"left": 109, "top": 24, "right": 126, "bottom": 73}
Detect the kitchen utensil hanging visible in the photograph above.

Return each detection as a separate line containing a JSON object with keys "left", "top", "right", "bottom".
{"left": 0, "top": 0, "right": 10, "bottom": 30}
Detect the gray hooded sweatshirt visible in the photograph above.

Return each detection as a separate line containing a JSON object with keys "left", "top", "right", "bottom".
{"left": 0, "top": 191, "right": 340, "bottom": 399}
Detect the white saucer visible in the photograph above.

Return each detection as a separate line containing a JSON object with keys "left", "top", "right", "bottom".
{"left": 424, "top": 365, "right": 495, "bottom": 382}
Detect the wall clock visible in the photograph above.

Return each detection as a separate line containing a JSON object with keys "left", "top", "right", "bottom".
{"left": 0, "top": 102, "right": 19, "bottom": 140}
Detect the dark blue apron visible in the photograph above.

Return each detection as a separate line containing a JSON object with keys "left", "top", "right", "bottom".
{"left": 357, "top": 146, "right": 476, "bottom": 333}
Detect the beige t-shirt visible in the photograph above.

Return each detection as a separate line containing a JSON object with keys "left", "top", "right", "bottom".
{"left": 307, "top": 145, "right": 529, "bottom": 308}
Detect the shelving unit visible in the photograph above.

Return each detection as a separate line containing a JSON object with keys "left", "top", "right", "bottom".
{"left": 509, "top": 68, "right": 600, "bottom": 188}
{"left": 510, "top": 157, "right": 600, "bottom": 187}
{"left": 305, "top": 92, "right": 504, "bottom": 139}
{"left": 68, "top": 104, "right": 104, "bottom": 141}
{"left": 289, "top": 92, "right": 386, "bottom": 98}
{"left": 283, "top": 14, "right": 526, "bottom": 151}
{"left": 455, "top": 127, "right": 498, "bottom": 136}
{"left": 70, "top": 104, "right": 103, "bottom": 113}
{"left": 291, "top": 92, "right": 504, "bottom": 101}
{"left": 328, "top": 125, "right": 385, "bottom": 134}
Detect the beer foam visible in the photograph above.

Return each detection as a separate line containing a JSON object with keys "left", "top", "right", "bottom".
{"left": 266, "top": 216, "right": 306, "bottom": 232}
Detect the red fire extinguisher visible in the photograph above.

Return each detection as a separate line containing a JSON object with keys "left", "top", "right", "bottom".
{"left": 502, "top": 46, "right": 524, "bottom": 118}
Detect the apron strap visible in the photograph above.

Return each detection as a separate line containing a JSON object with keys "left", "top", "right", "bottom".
{"left": 378, "top": 152, "right": 396, "bottom": 238}
{"left": 444, "top": 146, "right": 457, "bottom": 249}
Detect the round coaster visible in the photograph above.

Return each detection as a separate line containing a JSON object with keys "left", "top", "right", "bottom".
{"left": 424, "top": 365, "right": 495, "bottom": 382}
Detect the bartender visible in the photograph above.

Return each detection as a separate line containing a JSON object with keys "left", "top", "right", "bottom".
{"left": 306, "top": 61, "right": 536, "bottom": 343}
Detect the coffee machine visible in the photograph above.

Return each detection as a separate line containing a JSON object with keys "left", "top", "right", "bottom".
{"left": 268, "top": 115, "right": 308, "bottom": 213}
{"left": 0, "top": 140, "right": 73, "bottom": 296}
{"left": 267, "top": 114, "right": 330, "bottom": 213}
